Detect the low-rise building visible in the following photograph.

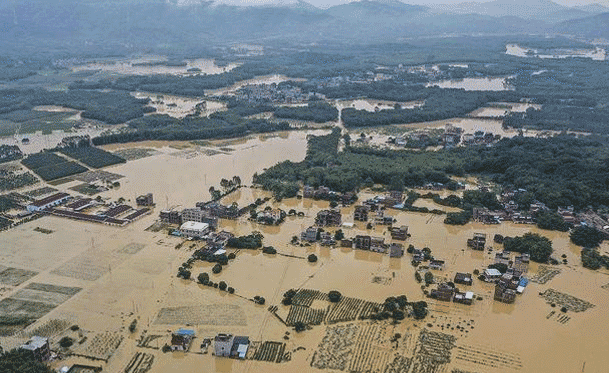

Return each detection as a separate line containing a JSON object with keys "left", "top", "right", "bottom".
{"left": 370, "top": 237, "right": 386, "bottom": 253}
{"left": 389, "top": 243, "right": 404, "bottom": 258}
{"left": 257, "top": 208, "right": 286, "bottom": 225}
{"left": 429, "top": 260, "right": 445, "bottom": 270}
{"left": 494, "top": 281, "right": 517, "bottom": 303}
{"left": 467, "top": 232, "right": 487, "bottom": 250}
{"left": 301, "top": 226, "right": 319, "bottom": 242}
{"left": 354, "top": 235, "right": 372, "bottom": 250}
{"left": 430, "top": 283, "right": 455, "bottom": 302}
{"left": 390, "top": 225, "right": 408, "bottom": 240}
{"left": 454, "top": 272, "right": 473, "bottom": 286}
{"left": 353, "top": 205, "right": 369, "bottom": 222}
{"left": 230, "top": 336, "right": 250, "bottom": 359}
{"left": 27, "top": 192, "right": 71, "bottom": 212}
{"left": 136, "top": 193, "right": 154, "bottom": 206}
{"left": 171, "top": 329, "right": 195, "bottom": 351}
{"left": 214, "top": 334, "right": 234, "bottom": 357}
{"left": 453, "top": 291, "right": 474, "bottom": 305}
{"left": 180, "top": 221, "right": 210, "bottom": 238}
{"left": 207, "top": 231, "right": 235, "bottom": 250}
{"left": 316, "top": 209, "right": 342, "bottom": 227}
{"left": 20, "top": 336, "right": 51, "bottom": 361}
{"left": 483, "top": 268, "right": 502, "bottom": 282}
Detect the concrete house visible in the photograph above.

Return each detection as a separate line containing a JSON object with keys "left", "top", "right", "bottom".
{"left": 214, "top": 334, "right": 234, "bottom": 357}
{"left": 20, "top": 336, "right": 51, "bottom": 361}
{"left": 171, "top": 329, "right": 195, "bottom": 351}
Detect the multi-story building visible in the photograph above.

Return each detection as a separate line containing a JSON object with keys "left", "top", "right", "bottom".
{"left": 354, "top": 235, "right": 372, "bottom": 250}
{"left": 390, "top": 225, "right": 408, "bottom": 240}
{"left": 179, "top": 221, "right": 210, "bottom": 238}
{"left": 20, "top": 336, "right": 51, "bottom": 361}
{"left": 301, "top": 226, "right": 319, "bottom": 242}
{"left": 214, "top": 334, "right": 234, "bottom": 357}
{"left": 315, "top": 209, "right": 342, "bottom": 227}
{"left": 136, "top": 193, "right": 154, "bottom": 206}
{"left": 160, "top": 209, "right": 182, "bottom": 225}
{"left": 181, "top": 207, "right": 219, "bottom": 229}
{"left": 354, "top": 205, "right": 369, "bottom": 222}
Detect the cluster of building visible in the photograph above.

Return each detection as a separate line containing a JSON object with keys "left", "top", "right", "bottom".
{"left": 430, "top": 282, "right": 475, "bottom": 305}
{"left": 461, "top": 131, "right": 499, "bottom": 146}
{"left": 302, "top": 185, "right": 357, "bottom": 205}
{"left": 481, "top": 251, "right": 530, "bottom": 304}
{"left": 233, "top": 83, "right": 319, "bottom": 105}
{"left": 254, "top": 208, "right": 286, "bottom": 225}
{"left": 161, "top": 201, "right": 241, "bottom": 231}
{"left": 361, "top": 190, "right": 404, "bottom": 210}
{"left": 169, "top": 329, "right": 250, "bottom": 359}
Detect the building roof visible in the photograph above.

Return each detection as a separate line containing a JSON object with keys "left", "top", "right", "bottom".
{"left": 30, "top": 192, "right": 70, "bottom": 207}
{"left": 180, "top": 221, "right": 209, "bottom": 231}
{"left": 175, "top": 328, "right": 195, "bottom": 336}
{"left": 485, "top": 268, "right": 502, "bottom": 276}
{"left": 21, "top": 336, "right": 48, "bottom": 349}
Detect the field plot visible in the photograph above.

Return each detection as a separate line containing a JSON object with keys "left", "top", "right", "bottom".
{"left": 311, "top": 323, "right": 361, "bottom": 370}
{"left": 530, "top": 266, "right": 561, "bottom": 284}
{"left": 50, "top": 249, "right": 117, "bottom": 281}
{"left": 112, "top": 148, "right": 158, "bottom": 161}
{"left": 23, "top": 187, "right": 57, "bottom": 198}
{"left": 0, "top": 298, "right": 55, "bottom": 336}
{"left": 325, "top": 296, "right": 382, "bottom": 324}
{"left": 285, "top": 305, "right": 325, "bottom": 326}
{"left": 249, "top": 341, "right": 287, "bottom": 363}
{"left": 0, "top": 267, "right": 38, "bottom": 286}
{"left": 124, "top": 352, "right": 154, "bottom": 373}
{"left": 0, "top": 172, "right": 38, "bottom": 192}
{"left": 72, "top": 170, "right": 123, "bottom": 183}
{"left": 347, "top": 323, "right": 393, "bottom": 373}
{"left": 539, "top": 289, "right": 595, "bottom": 312}
{"left": 291, "top": 289, "right": 328, "bottom": 307}
{"left": 154, "top": 304, "right": 247, "bottom": 326}
{"left": 26, "top": 318, "right": 71, "bottom": 338}
{"left": 22, "top": 152, "right": 88, "bottom": 181}
{"left": 454, "top": 343, "right": 522, "bottom": 370}
{"left": 385, "top": 355, "right": 412, "bottom": 373}
{"left": 118, "top": 243, "right": 146, "bottom": 255}
{"left": 72, "top": 331, "right": 124, "bottom": 361}
{"left": 59, "top": 147, "right": 126, "bottom": 169}
{"left": 410, "top": 329, "right": 457, "bottom": 373}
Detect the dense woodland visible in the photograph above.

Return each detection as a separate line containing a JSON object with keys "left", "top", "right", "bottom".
{"left": 256, "top": 131, "right": 609, "bottom": 212}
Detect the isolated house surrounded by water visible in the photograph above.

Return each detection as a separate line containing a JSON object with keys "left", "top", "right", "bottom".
{"left": 171, "top": 329, "right": 195, "bottom": 351}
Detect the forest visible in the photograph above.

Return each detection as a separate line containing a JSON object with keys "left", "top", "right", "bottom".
{"left": 255, "top": 131, "right": 609, "bottom": 212}
{"left": 274, "top": 102, "right": 338, "bottom": 123}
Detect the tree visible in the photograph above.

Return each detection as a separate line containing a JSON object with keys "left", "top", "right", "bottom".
{"left": 328, "top": 290, "right": 342, "bottom": 303}
{"left": 571, "top": 226, "right": 605, "bottom": 247}
{"left": 329, "top": 201, "right": 338, "bottom": 208}
{"left": 415, "top": 272, "right": 422, "bottom": 283}
{"left": 0, "top": 349, "right": 54, "bottom": 373}
{"left": 424, "top": 271, "right": 433, "bottom": 285}
{"left": 537, "top": 211, "right": 570, "bottom": 232}
{"left": 227, "top": 287, "right": 235, "bottom": 294}
{"left": 59, "top": 337, "right": 74, "bottom": 348}
{"left": 504, "top": 233, "right": 553, "bottom": 263}
{"left": 412, "top": 301, "right": 428, "bottom": 319}
{"left": 262, "top": 246, "right": 277, "bottom": 254}
{"left": 219, "top": 281, "right": 227, "bottom": 291}
{"left": 129, "top": 319, "right": 137, "bottom": 333}
{"left": 406, "top": 245, "right": 415, "bottom": 254}
{"left": 294, "top": 321, "right": 306, "bottom": 332}
{"left": 197, "top": 272, "right": 210, "bottom": 285}
{"left": 308, "top": 254, "right": 318, "bottom": 263}
{"left": 232, "top": 175, "right": 241, "bottom": 187}
{"left": 212, "top": 264, "right": 222, "bottom": 274}
{"left": 291, "top": 235, "right": 299, "bottom": 244}
{"left": 334, "top": 229, "right": 344, "bottom": 241}
{"left": 177, "top": 267, "right": 191, "bottom": 279}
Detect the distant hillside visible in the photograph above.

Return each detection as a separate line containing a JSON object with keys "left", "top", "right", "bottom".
{"left": 553, "top": 12, "right": 609, "bottom": 39}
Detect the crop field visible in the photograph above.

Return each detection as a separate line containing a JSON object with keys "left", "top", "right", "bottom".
{"left": 0, "top": 298, "right": 55, "bottom": 336}
{"left": 250, "top": 341, "right": 287, "bottom": 363}
{"left": 72, "top": 331, "right": 124, "bottom": 361}
{"left": 454, "top": 343, "right": 523, "bottom": 370}
{"left": 325, "top": 296, "right": 382, "bottom": 324}
{"left": 285, "top": 305, "right": 326, "bottom": 326}
{"left": 0, "top": 172, "right": 38, "bottom": 192}
{"left": 539, "top": 289, "right": 595, "bottom": 312}
{"left": 23, "top": 187, "right": 57, "bottom": 198}
{"left": 0, "top": 266, "right": 38, "bottom": 286}
{"left": 530, "top": 266, "right": 561, "bottom": 284}
{"left": 26, "top": 318, "right": 71, "bottom": 338}
{"left": 137, "top": 332, "right": 163, "bottom": 349}
{"left": 22, "top": 152, "right": 88, "bottom": 181}
{"left": 311, "top": 323, "right": 361, "bottom": 370}
{"left": 112, "top": 148, "right": 158, "bottom": 161}
{"left": 0, "top": 111, "right": 76, "bottom": 137}
{"left": 59, "top": 147, "right": 126, "bottom": 169}
{"left": 154, "top": 304, "right": 247, "bottom": 326}
{"left": 50, "top": 249, "right": 116, "bottom": 281}
{"left": 124, "top": 352, "right": 155, "bottom": 373}
{"left": 291, "top": 289, "right": 328, "bottom": 307}
{"left": 410, "top": 329, "right": 457, "bottom": 373}
{"left": 72, "top": 170, "right": 123, "bottom": 183}
{"left": 347, "top": 323, "right": 393, "bottom": 373}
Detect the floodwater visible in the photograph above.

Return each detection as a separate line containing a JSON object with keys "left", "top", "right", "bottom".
{"left": 426, "top": 77, "right": 514, "bottom": 91}
{"left": 336, "top": 99, "right": 424, "bottom": 112}
{"left": 506, "top": 44, "right": 607, "bottom": 61}
{"left": 2, "top": 131, "right": 609, "bottom": 372}
{"left": 0, "top": 127, "right": 106, "bottom": 154}
{"left": 72, "top": 56, "right": 239, "bottom": 76}
{"left": 469, "top": 103, "right": 542, "bottom": 118}
{"left": 207, "top": 75, "right": 306, "bottom": 96}
{"left": 131, "top": 92, "right": 227, "bottom": 118}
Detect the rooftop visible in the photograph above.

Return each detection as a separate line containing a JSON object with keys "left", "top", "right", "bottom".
{"left": 180, "top": 221, "right": 210, "bottom": 231}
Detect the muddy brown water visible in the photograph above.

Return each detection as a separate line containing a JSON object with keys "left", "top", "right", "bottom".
{"left": 0, "top": 131, "right": 608, "bottom": 372}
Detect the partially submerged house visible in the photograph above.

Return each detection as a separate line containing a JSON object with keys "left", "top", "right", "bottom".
{"left": 171, "top": 329, "right": 195, "bottom": 351}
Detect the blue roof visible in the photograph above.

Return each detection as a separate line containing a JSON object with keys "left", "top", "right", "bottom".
{"left": 176, "top": 328, "right": 195, "bottom": 336}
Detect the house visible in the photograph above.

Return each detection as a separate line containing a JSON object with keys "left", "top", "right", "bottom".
{"left": 454, "top": 291, "right": 474, "bottom": 305}
{"left": 20, "top": 336, "right": 51, "bottom": 361}
{"left": 389, "top": 243, "right": 404, "bottom": 258}
{"left": 179, "top": 221, "right": 210, "bottom": 238}
{"left": 160, "top": 209, "right": 182, "bottom": 225}
{"left": 181, "top": 208, "right": 219, "bottom": 229}
{"left": 303, "top": 185, "right": 315, "bottom": 198}
{"left": 430, "top": 283, "right": 455, "bottom": 302}
{"left": 412, "top": 249, "right": 425, "bottom": 262}
{"left": 214, "top": 334, "right": 234, "bottom": 357}
{"left": 390, "top": 225, "right": 408, "bottom": 240}
{"left": 494, "top": 281, "right": 517, "bottom": 303}
{"left": 374, "top": 210, "right": 393, "bottom": 225}
{"left": 483, "top": 268, "right": 502, "bottom": 282}
{"left": 230, "top": 336, "right": 250, "bottom": 359}
{"left": 171, "top": 329, "right": 195, "bottom": 351}
{"left": 429, "top": 260, "right": 445, "bottom": 270}
{"left": 257, "top": 208, "right": 286, "bottom": 225}
{"left": 136, "top": 193, "right": 154, "bottom": 206}
{"left": 558, "top": 206, "right": 577, "bottom": 224}
{"left": 370, "top": 237, "right": 386, "bottom": 253}
{"left": 385, "top": 190, "right": 404, "bottom": 206}
{"left": 27, "top": 192, "right": 71, "bottom": 212}
{"left": 198, "top": 201, "right": 240, "bottom": 220}
{"left": 319, "top": 232, "right": 335, "bottom": 246}
{"left": 341, "top": 239, "right": 353, "bottom": 248}
{"left": 467, "top": 232, "right": 486, "bottom": 250}
{"left": 301, "top": 227, "right": 319, "bottom": 242}
{"left": 354, "top": 235, "right": 372, "bottom": 250}
{"left": 454, "top": 272, "right": 473, "bottom": 286}
{"left": 354, "top": 205, "right": 369, "bottom": 222}
{"left": 207, "top": 231, "right": 235, "bottom": 250}
{"left": 316, "top": 209, "right": 342, "bottom": 227}
{"left": 494, "top": 251, "right": 511, "bottom": 265}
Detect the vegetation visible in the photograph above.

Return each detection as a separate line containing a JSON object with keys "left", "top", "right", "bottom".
{"left": 536, "top": 211, "right": 570, "bottom": 232}
{"left": 227, "top": 232, "right": 264, "bottom": 249}
{"left": 59, "top": 336, "right": 74, "bottom": 348}
{"left": 0, "top": 172, "right": 38, "bottom": 192}
{"left": 308, "top": 254, "right": 318, "bottom": 263}
{"left": 0, "top": 349, "right": 53, "bottom": 373}
{"left": 262, "top": 246, "right": 277, "bottom": 254}
{"left": 411, "top": 301, "right": 428, "bottom": 319}
{"left": 580, "top": 248, "right": 609, "bottom": 270}
{"left": 570, "top": 226, "right": 606, "bottom": 248}
{"left": 274, "top": 102, "right": 338, "bottom": 123}
{"left": 21, "top": 152, "right": 88, "bottom": 181}
{"left": 58, "top": 146, "right": 126, "bottom": 169}
{"left": 197, "top": 272, "right": 210, "bottom": 285}
{"left": 503, "top": 233, "right": 553, "bottom": 263}
{"left": 328, "top": 290, "right": 342, "bottom": 303}
{"left": 212, "top": 264, "right": 223, "bottom": 274}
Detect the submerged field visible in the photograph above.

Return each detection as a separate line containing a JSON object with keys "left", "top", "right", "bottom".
{"left": 0, "top": 132, "right": 607, "bottom": 373}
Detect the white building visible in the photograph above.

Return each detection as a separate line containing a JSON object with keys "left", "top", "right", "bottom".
{"left": 179, "top": 221, "right": 210, "bottom": 238}
{"left": 27, "top": 193, "right": 71, "bottom": 212}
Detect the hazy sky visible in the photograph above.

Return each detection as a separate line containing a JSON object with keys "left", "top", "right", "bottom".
{"left": 206, "top": 0, "right": 609, "bottom": 7}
